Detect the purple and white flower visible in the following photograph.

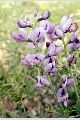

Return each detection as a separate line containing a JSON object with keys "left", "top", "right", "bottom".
{"left": 40, "top": 20, "right": 55, "bottom": 34}
{"left": 48, "top": 26, "right": 63, "bottom": 41}
{"left": 67, "top": 55, "right": 76, "bottom": 66}
{"left": 21, "top": 53, "right": 45, "bottom": 68}
{"left": 61, "top": 75, "right": 74, "bottom": 88}
{"left": 57, "top": 87, "right": 69, "bottom": 107}
{"left": 68, "top": 31, "right": 80, "bottom": 51}
{"left": 17, "top": 19, "right": 32, "bottom": 28}
{"left": 37, "top": 11, "right": 50, "bottom": 21}
{"left": 48, "top": 42, "right": 63, "bottom": 56}
{"left": 35, "top": 76, "right": 50, "bottom": 90}
{"left": 60, "top": 16, "right": 78, "bottom": 33}
{"left": 29, "top": 27, "right": 46, "bottom": 48}
{"left": 44, "top": 57, "right": 58, "bottom": 74}
{"left": 12, "top": 28, "right": 28, "bottom": 42}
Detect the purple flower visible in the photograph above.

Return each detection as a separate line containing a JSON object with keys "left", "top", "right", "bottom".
{"left": 37, "top": 53, "right": 45, "bottom": 61}
{"left": 61, "top": 75, "right": 74, "bottom": 88}
{"left": 48, "top": 32, "right": 59, "bottom": 41}
{"left": 44, "top": 57, "right": 58, "bottom": 74}
{"left": 29, "top": 28, "right": 45, "bottom": 42}
{"left": 40, "top": 20, "right": 55, "bottom": 34}
{"left": 44, "top": 56, "right": 55, "bottom": 64}
{"left": 60, "top": 16, "right": 72, "bottom": 32}
{"left": 35, "top": 76, "right": 50, "bottom": 90}
{"left": 21, "top": 54, "right": 34, "bottom": 68}
{"left": 48, "top": 42, "right": 63, "bottom": 56}
{"left": 37, "top": 11, "right": 50, "bottom": 21}
{"left": 21, "top": 53, "right": 45, "bottom": 68}
{"left": 68, "top": 31, "right": 80, "bottom": 51}
{"left": 35, "top": 82, "right": 44, "bottom": 90}
{"left": 55, "top": 27, "right": 63, "bottom": 38}
{"left": 47, "top": 23, "right": 55, "bottom": 34}
{"left": 60, "top": 16, "right": 78, "bottom": 33}
{"left": 57, "top": 87, "right": 69, "bottom": 107}
{"left": 17, "top": 19, "right": 32, "bottom": 28}
{"left": 48, "top": 26, "right": 63, "bottom": 41}
{"left": 12, "top": 28, "right": 28, "bottom": 42}
{"left": 44, "top": 63, "right": 58, "bottom": 74}
{"left": 67, "top": 55, "right": 76, "bottom": 66}
{"left": 29, "top": 27, "right": 45, "bottom": 48}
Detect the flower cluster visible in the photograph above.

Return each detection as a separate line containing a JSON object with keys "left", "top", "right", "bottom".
{"left": 12, "top": 9, "right": 80, "bottom": 107}
{"left": 21, "top": 53, "right": 45, "bottom": 68}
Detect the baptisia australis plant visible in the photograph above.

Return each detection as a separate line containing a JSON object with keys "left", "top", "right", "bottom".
{"left": 12, "top": 9, "right": 80, "bottom": 107}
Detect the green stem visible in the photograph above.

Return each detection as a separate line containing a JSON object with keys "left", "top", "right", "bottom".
{"left": 74, "top": 81, "right": 80, "bottom": 103}
{"left": 62, "top": 38, "right": 68, "bottom": 58}
{"left": 38, "top": 68, "right": 40, "bottom": 76}
{"left": 48, "top": 75, "right": 57, "bottom": 100}
{"left": 27, "top": 75, "right": 36, "bottom": 82}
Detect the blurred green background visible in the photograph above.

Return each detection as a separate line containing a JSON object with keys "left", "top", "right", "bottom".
{"left": 0, "top": 0, "right": 80, "bottom": 117}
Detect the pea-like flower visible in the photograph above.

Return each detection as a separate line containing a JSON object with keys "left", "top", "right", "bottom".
{"left": 68, "top": 31, "right": 80, "bottom": 51}
{"left": 40, "top": 20, "right": 55, "bottom": 34}
{"left": 44, "top": 57, "right": 58, "bottom": 74}
{"left": 21, "top": 53, "right": 45, "bottom": 68}
{"left": 21, "top": 54, "right": 34, "bottom": 68}
{"left": 35, "top": 76, "right": 50, "bottom": 90}
{"left": 67, "top": 55, "right": 76, "bottom": 66}
{"left": 48, "top": 42, "right": 63, "bottom": 56}
{"left": 60, "top": 16, "right": 78, "bottom": 33}
{"left": 37, "top": 11, "right": 50, "bottom": 21}
{"left": 29, "top": 27, "right": 45, "bottom": 48}
{"left": 12, "top": 28, "right": 28, "bottom": 42}
{"left": 57, "top": 86, "right": 69, "bottom": 107}
{"left": 48, "top": 26, "right": 63, "bottom": 41}
{"left": 61, "top": 75, "right": 74, "bottom": 88}
{"left": 17, "top": 19, "right": 32, "bottom": 28}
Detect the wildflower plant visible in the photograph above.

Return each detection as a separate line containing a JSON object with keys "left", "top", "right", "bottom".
{"left": 12, "top": 9, "right": 80, "bottom": 115}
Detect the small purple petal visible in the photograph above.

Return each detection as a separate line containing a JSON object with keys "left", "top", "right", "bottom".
{"left": 19, "top": 28, "right": 28, "bottom": 40}
{"left": 47, "top": 23, "right": 55, "bottom": 34}
{"left": 67, "top": 78, "right": 74, "bottom": 86}
{"left": 35, "top": 82, "right": 44, "bottom": 90}
{"left": 37, "top": 53, "right": 45, "bottom": 61}
{"left": 67, "top": 55, "right": 76, "bottom": 65}
{"left": 17, "top": 19, "right": 32, "bottom": 28}
{"left": 55, "top": 27, "right": 63, "bottom": 38}
{"left": 12, "top": 32, "right": 24, "bottom": 42}
{"left": 40, "top": 77, "right": 50, "bottom": 86}
{"left": 40, "top": 20, "right": 49, "bottom": 32}
{"left": 37, "top": 11, "right": 50, "bottom": 21}
{"left": 63, "top": 16, "right": 72, "bottom": 32}
{"left": 48, "top": 42, "right": 63, "bottom": 56}
{"left": 60, "top": 16, "right": 69, "bottom": 28}
{"left": 50, "top": 67, "right": 58, "bottom": 74}
{"left": 29, "top": 28, "right": 45, "bottom": 42}
{"left": 44, "top": 63, "right": 52, "bottom": 73}
{"left": 60, "top": 16, "right": 72, "bottom": 32}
